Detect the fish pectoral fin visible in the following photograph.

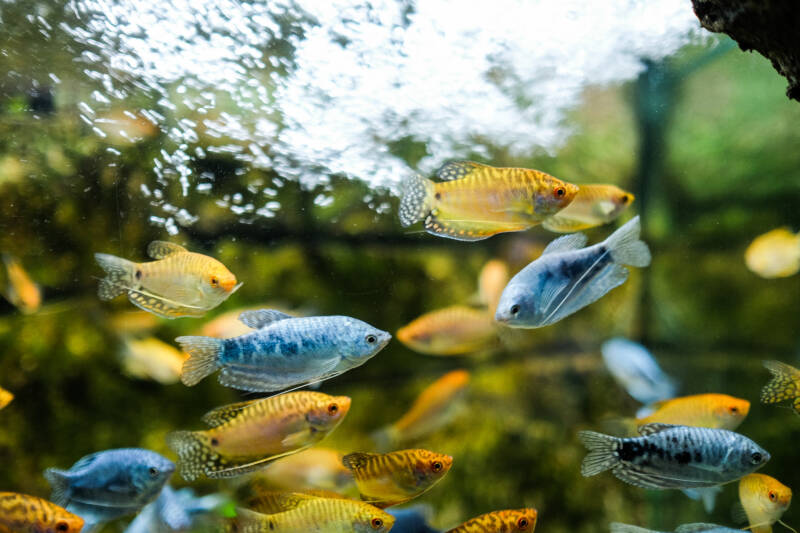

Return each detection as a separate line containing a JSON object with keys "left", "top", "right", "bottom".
{"left": 210, "top": 448, "right": 312, "bottom": 479}
{"left": 435, "top": 160, "right": 487, "bottom": 181}
{"left": 201, "top": 399, "right": 262, "bottom": 427}
{"left": 281, "top": 429, "right": 314, "bottom": 448}
{"left": 423, "top": 213, "right": 529, "bottom": 242}
{"left": 146, "top": 241, "right": 188, "bottom": 259}
{"left": 238, "top": 309, "right": 293, "bottom": 329}
{"left": 612, "top": 465, "right": 715, "bottom": 490}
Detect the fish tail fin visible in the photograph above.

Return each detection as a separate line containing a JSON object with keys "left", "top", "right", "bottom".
{"left": 166, "top": 430, "right": 218, "bottom": 482}
{"left": 175, "top": 336, "right": 224, "bottom": 386}
{"left": 43, "top": 468, "right": 71, "bottom": 506}
{"left": 760, "top": 360, "right": 799, "bottom": 404}
{"left": 578, "top": 430, "right": 620, "bottom": 477}
{"left": 609, "top": 524, "right": 655, "bottom": 533}
{"left": 94, "top": 253, "right": 136, "bottom": 300}
{"left": 370, "top": 425, "right": 399, "bottom": 452}
{"left": 399, "top": 173, "right": 435, "bottom": 227}
{"left": 604, "top": 216, "right": 651, "bottom": 268}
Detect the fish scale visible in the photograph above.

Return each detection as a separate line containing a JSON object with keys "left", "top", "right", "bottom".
{"left": 445, "top": 508, "right": 538, "bottom": 533}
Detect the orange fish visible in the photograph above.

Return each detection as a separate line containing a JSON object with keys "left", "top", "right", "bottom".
{"left": 745, "top": 228, "right": 800, "bottom": 279}
{"left": 95, "top": 241, "right": 240, "bottom": 319}
{"left": 0, "top": 387, "right": 13, "bottom": 410}
{"left": 739, "top": 473, "right": 792, "bottom": 533}
{"left": 542, "top": 184, "right": 634, "bottom": 233}
{"left": 2, "top": 253, "right": 41, "bottom": 314}
{"left": 399, "top": 161, "right": 578, "bottom": 241}
{"left": 0, "top": 492, "right": 84, "bottom": 532}
{"left": 761, "top": 360, "right": 800, "bottom": 415}
{"left": 250, "top": 448, "right": 355, "bottom": 493}
{"left": 477, "top": 259, "right": 510, "bottom": 316}
{"left": 445, "top": 508, "right": 538, "bottom": 533}
{"left": 630, "top": 394, "right": 750, "bottom": 432}
{"left": 342, "top": 449, "right": 453, "bottom": 508}
{"left": 397, "top": 306, "right": 496, "bottom": 356}
{"left": 373, "top": 370, "right": 469, "bottom": 449}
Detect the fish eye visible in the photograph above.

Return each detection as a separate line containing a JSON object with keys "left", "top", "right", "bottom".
{"left": 517, "top": 517, "right": 530, "bottom": 529}
{"left": 431, "top": 460, "right": 443, "bottom": 472}
{"left": 327, "top": 403, "right": 339, "bottom": 415}
{"left": 769, "top": 491, "right": 777, "bottom": 502}
{"left": 56, "top": 522, "right": 69, "bottom": 532}
{"left": 371, "top": 517, "right": 384, "bottom": 529}
{"left": 210, "top": 276, "right": 219, "bottom": 287}
{"left": 510, "top": 304, "right": 520, "bottom": 316}
{"left": 730, "top": 406, "right": 739, "bottom": 414}
{"left": 365, "top": 334, "right": 377, "bottom": 344}
{"left": 148, "top": 467, "right": 159, "bottom": 478}
{"left": 750, "top": 452, "right": 763, "bottom": 464}
{"left": 621, "top": 194, "right": 631, "bottom": 204}
{"left": 554, "top": 186, "right": 566, "bottom": 197}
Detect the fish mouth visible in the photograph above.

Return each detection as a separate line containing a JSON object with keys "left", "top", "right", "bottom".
{"left": 494, "top": 311, "right": 509, "bottom": 323}
{"left": 227, "top": 282, "right": 243, "bottom": 294}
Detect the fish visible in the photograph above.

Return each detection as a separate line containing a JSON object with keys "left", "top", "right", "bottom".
{"left": 477, "top": 259, "right": 510, "bottom": 316}
{"left": 342, "top": 449, "right": 453, "bottom": 508}
{"left": 624, "top": 394, "right": 750, "bottom": 433}
{"left": 0, "top": 492, "right": 85, "bottom": 533}
{"left": 542, "top": 183, "right": 634, "bottom": 233}
{"left": 249, "top": 448, "right": 355, "bottom": 493}
{"left": 579, "top": 423, "right": 770, "bottom": 490}
{"left": 601, "top": 338, "right": 676, "bottom": 405}
{"left": 44, "top": 448, "right": 174, "bottom": 526}
{"left": 387, "top": 505, "right": 438, "bottom": 533}
{"left": 107, "top": 311, "right": 161, "bottom": 336}
{"left": 445, "top": 508, "right": 538, "bottom": 532}
{"left": 760, "top": 360, "right": 800, "bottom": 415}
{"left": 120, "top": 337, "right": 188, "bottom": 385}
{"left": 123, "top": 485, "right": 226, "bottom": 533}
{"left": 0, "top": 386, "right": 13, "bottom": 410}
{"left": 744, "top": 228, "right": 800, "bottom": 279}
{"left": 245, "top": 490, "right": 349, "bottom": 514}
{"left": 2, "top": 253, "right": 41, "bottom": 314}
{"left": 176, "top": 310, "right": 391, "bottom": 392}
{"left": 94, "top": 241, "right": 240, "bottom": 319}
{"left": 495, "top": 216, "right": 651, "bottom": 328}
{"left": 166, "top": 391, "right": 351, "bottom": 481}
{"left": 609, "top": 523, "right": 744, "bottom": 533}
{"left": 226, "top": 496, "right": 395, "bottom": 533}
{"left": 373, "top": 369, "right": 470, "bottom": 449}
{"left": 398, "top": 161, "right": 578, "bottom": 241}
{"left": 738, "top": 473, "right": 792, "bottom": 533}
{"left": 396, "top": 306, "right": 497, "bottom": 356}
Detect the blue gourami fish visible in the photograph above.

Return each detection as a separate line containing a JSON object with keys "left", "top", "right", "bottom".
{"left": 399, "top": 161, "right": 578, "bottom": 241}
{"left": 44, "top": 448, "right": 174, "bottom": 527}
{"left": 601, "top": 337, "right": 676, "bottom": 405}
{"left": 494, "top": 216, "right": 651, "bottom": 328}
{"left": 95, "top": 241, "right": 240, "bottom": 319}
{"left": 579, "top": 424, "right": 770, "bottom": 490}
{"left": 176, "top": 310, "right": 391, "bottom": 392}
{"left": 123, "top": 485, "right": 226, "bottom": 533}
{"left": 610, "top": 523, "right": 744, "bottom": 533}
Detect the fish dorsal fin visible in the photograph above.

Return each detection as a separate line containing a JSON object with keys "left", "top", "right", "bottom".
{"left": 238, "top": 309, "right": 293, "bottom": 329}
{"left": 542, "top": 233, "right": 589, "bottom": 255}
{"left": 675, "top": 524, "right": 727, "bottom": 533}
{"left": 342, "top": 452, "right": 378, "bottom": 472}
{"left": 435, "top": 160, "right": 488, "bottom": 181}
{"left": 201, "top": 399, "right": 260, "bottom": 427}
{"left": 637, "top": 423, "right": 678, "bottom": 436}
{"left": 147, "top": 241, "right": 188, "bottom": 259}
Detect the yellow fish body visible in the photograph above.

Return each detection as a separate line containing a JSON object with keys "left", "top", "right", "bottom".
{"left": 167, "top": 391, "right": 350, "bottom": 481}
{"left": 542, "top": 184, "right": 634, "bottom": 233}
{"left": 445, "top": 508, "right": 538, "bottom": 533}
{"left": 95, "top": 241, "right": 240, "bottom": 319}
{"left": 107, "top": 311, "right": 160, "bottom": 335}
{"left": 2, "top": 254, "right": 41, "bottom": 314}
{"left": 342, "top": 449, "right": 453, "bottom": 508}
{"left": 745, "top": 228, "right": 800, "bottom": 279}
{"left": 120, "top": 337, "right": 188, "bottom": 384}
{"left": 374, "top": 370, "right": 469, "bottom": 449}
{"left": 228, "top": 496, "right": 394, "bottom": 533}
{"left": 396, "top": 306, "right": 497, "bottom": 356}
{"left": 399, "top": 161, "right": 578, "bottom": 241}
{"left": 246, "top": 490, "right": 348, "bottom": 514}
{"left": 635, "top": 393, "right": 750, "bottom": 431}
{"left": 0, "top": 387, "right": 13, "bottom": 410}
{"left": 739, "top": 473, "right": 792, "bottom": 533}
{"left": 761, "top": 360, "right": 800, "bottom": 414}
{"left": 477, "top": 259, "right": 510, "bottom": 316}
{"left": 0, "top": 492, "right": 84, "bottom": 533}
{"left": 251, "top": 448, "right": 355, "bottom": 493}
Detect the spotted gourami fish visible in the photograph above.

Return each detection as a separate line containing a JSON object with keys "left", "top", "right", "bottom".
{"left": 445, "top": 508, "right": 538, "bottom": 533}
{"left": 120, "top": 337, "right": 188, "bottom": 385}
{"left": 396, "top": 306, "right": 497, "bottom": 356}
{"left": 227, "top": 496, "right": 394, "bottom": 533}
{"left": 177, "top": 310, "right": 390, "bottom": 392}
{"left": 0, "top": 386, "right": 13, "bottom": 410}
{"left": 631, "top": 394, "right": 750, "bottom": 432}
{"left": 542, "top": 184, "right": 634, "bottom": 233}
{"left": 495, "top": 216, "right": 651, "bottom": 328}
{"left": 2, "top": 253, "right": 41, "bottom": 314}
{"left": 601, "top": 338, "right": 676, "bottom": 405}
{"left": 95, "top": 241, "right": 240, "bottom": 319}
{"left": 739, "top": 473, "right": 792, "bottom": 533}
{"left": 610, "top": 523, "right": 743, "bottom": 533}
{"left": 579, "top": 423, "right": 769, "bottom": 490}
{"left": 342, "top": 449, "right": 453, "bottom": 508}
{"left": 760, "top": 360, "right": 800, "bottom": 415}
{"left": 399, "top": 161, "right": 578, "bottom": 241}
{"left": 744, "top": 228, "right": 800, "bottom": 279}
{"left": 44, "top": 448, "right": 174, "bottom": 526}
{"left": 250, "top": 448, "right": 355, "bottom": 493}
{"left": 0, "top": 492, "right": 84, "bottom": 533}
{"left": 167, "top": 391, "right": 350, "bottom": 481}
{"left": 373, "top": 370, "right": 470, "bottom": 449}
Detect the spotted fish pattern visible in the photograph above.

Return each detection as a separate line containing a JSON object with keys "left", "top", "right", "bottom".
{"left": 0, "top": 492, "right": 84, "bottom": 533}
{"left": 760, "top": 360, "right": 800, "bottom": 414}
{"left": 445, "top": 508, "right": 538, "bottom": 533}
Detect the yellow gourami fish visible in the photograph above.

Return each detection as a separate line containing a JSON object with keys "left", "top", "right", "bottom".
{"left": 445, "top": 508, "right": 538, "bottom": 533}
{"left": 166, "top": 391, "right": 350, "bottom": 481}
{"left": 0, "top": 492, "right": 84, "bottom": 532}
{"left": 477, "top": 259, "right": 510, "bottom": 316}
{"left": 107, "top": 310, "right": 160, "bottom": 335}
{"left": 251, "top": 448, "right": 355, "bottom": 493}
{"left": 399, "top": 161, "right": 578, "bottom": 241}
{"left": 373, "top": 370, "right": 469, "bottom": 449}
{"left": 633, "top": 393, "right": 750, "bottom": 431}
{"left": 396, "top": 306, "right": 497, "bottom": 356}
{"left": 2, "top": 253, "right": 41, "bottom": 314}
{"left": 227, "top": 496, "right": 394, "bottom": 533}
{"left": 95, "top": 241, "right": 240, "bottom": 319}
{"left": 542, "top": 183, "right": 634, "bottom": 233}
{"left": 761, "top": 360, "right": 800, "bottom": 414}
{"left": 120, "top": 337, "right": 188, "bottom": 385}
{"left": 745, "top": 228, "right": 800, "bottom": 279}
{"left": 0, "top": 387, "right": 13, "bottom": 410}
{"left": 246, "top": 490, "right": 348, "bottom": 514}
{"left": 342, "top": 449, "right": 453, "bottom": 508}
{"left": 739, "top": 473, "right": 792, "bottom": 533}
